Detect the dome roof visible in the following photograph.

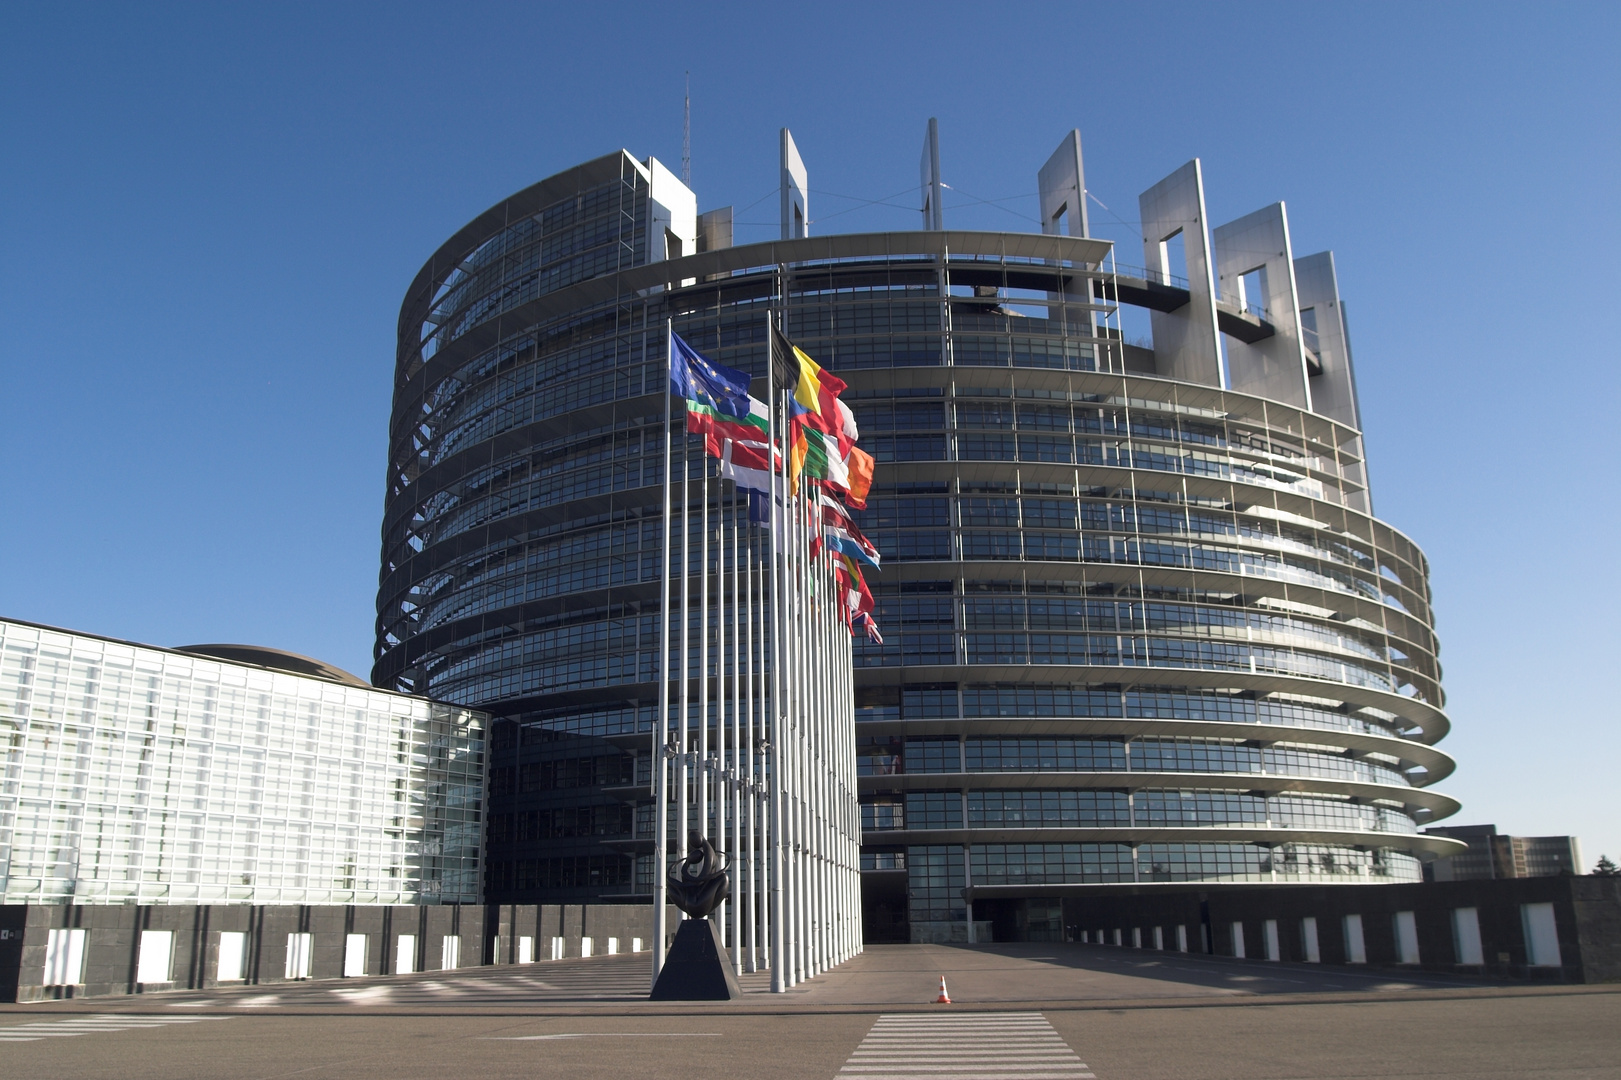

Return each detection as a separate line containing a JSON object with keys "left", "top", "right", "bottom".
{"left": 174, "top": 644, "right": 371, "bottom": 689}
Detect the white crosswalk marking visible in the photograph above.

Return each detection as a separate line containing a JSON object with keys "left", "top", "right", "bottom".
{"left": 0, "top": 1015, "right": 231, "bottom": 1044}
{"left": 837, "top": 1014, "right": 1094, "bottom": 1080}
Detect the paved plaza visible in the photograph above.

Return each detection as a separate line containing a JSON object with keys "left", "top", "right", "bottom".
{"left": 1, "top": 943, "right": 1615, "bottom": 1079}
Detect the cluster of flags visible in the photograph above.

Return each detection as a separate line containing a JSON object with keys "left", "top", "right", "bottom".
{"left": 670, "top": 327, "right": 883, "bottom": 643}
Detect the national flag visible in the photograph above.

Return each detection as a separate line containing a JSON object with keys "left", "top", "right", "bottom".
{"left": 773, "top": 329, "right": 852, "bottom": 494}
{"left": 841, "top": 445, "right": 875, "bottom": 508}
{"left": 854, "top": 612, "right": 884, "bottom": 644}
{"left": 795, "top": 426, "right": 851, "bottom": 492}
{"left": 708, "top": 394, "right": 771, "bottom": 449}
{"left": 715, "top": 396, "right": 775, "bottom": 492}
{"left": 748, "top": 488, "right": 787, "bottom": 544}
{"left": 790, "top": 341, "right": 847, "bottom": 419}
{"left": 669, "top": 330, "right": 754, "bottom": 456}
{"left": 819, "top": 493, "right": 880, "bottom": 570}
{"left": 816, "top": 444, "right": 874, "bottom": 509}
{"left": 834, "top": 552, "right": 875, "bottom": 631}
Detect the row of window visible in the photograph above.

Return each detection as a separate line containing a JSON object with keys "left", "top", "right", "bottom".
{"left": 486, "top": 754, "right": 635, "bottom": 797}
{"left": 903, "top": 842, "right": 1422, "bottom": 924}
{"left": 485, "top": 855, "right": 634, "bottom": 892}
{"left": 423, "top": 179, "right": 643, "bottom": 357}
{"left": 862, "top": 790, "right": 1414, "bottom": 833}
{"left": 486, "top": 804, "right": 634, "bottom": 843}
{"left": 859, "top": 737, "right": 1408, "bottom": 786}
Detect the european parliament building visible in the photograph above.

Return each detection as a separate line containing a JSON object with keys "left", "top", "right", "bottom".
{"left": 376, "top": 125, "right": 1461, "bottom": 942}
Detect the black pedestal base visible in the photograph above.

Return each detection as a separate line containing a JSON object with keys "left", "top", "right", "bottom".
{"left": 649, "top": 918, "right": 742, "bottom": 1000}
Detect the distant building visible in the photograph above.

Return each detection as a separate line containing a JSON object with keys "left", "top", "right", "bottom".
{"left": 1423, "top": 824, "right": 1582, "bottom": 881}
{"left": 0, "top": 618, "right": 486, "bottom": 905}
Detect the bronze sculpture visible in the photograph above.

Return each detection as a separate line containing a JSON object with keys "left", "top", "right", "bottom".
{"left": 668, "top": 832, "right": 730, "bottom": 919}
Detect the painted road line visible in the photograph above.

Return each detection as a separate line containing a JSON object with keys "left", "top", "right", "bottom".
{"left": 0, "top": 1015, "right": 231, "bottom": 1043}
{"left": 837, "top": 1014, "right": 1094, "bottom": 1080}
{"left": 485, "top": 1033, "right": 724, "bottom": 1041}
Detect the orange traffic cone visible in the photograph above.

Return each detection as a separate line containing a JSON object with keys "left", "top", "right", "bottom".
{"left": 935, "top": 976, "right": 951, "bottom": 1004}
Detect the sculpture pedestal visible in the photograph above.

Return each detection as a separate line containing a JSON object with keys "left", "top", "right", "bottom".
{"left": 649, "top": 918, "right": 742, "bottom": 1000}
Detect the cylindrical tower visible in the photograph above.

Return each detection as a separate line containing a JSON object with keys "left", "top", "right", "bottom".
{"left": 378, "top": 149, "right": 1458, "bottom": 926}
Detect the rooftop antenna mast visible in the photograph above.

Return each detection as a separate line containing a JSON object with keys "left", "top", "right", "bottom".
{"left": 682, "top": 72, "right": 691, "bottom": 185}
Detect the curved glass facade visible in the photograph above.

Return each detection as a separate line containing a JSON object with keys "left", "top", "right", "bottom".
{"left": 378, "top": 152, "right": 1457, "bottom": 930}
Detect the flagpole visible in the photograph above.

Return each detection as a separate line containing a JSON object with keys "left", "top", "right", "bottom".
{"left": 742, "top": 502, "right": 752, "bottom": 966}
{"left": 654, "top": 322, "right": 671, "bottom": 983}
{"left": 729, "top": 484, "right": 743, "bottom": 974}
{"left": 806, "top": 517, "right": 818, "bottom": 982}
{"left": 755, "top": 503, "right": 770, "bottom": 976}
{"left": 819, "top": 529, "right": 831, "bottom": 974}
{"left": 767, "top": 312, "right": 786, "bottom": 994}
{"left": 786, "top": 457, "right": 799, "bottom": 989}
{"left": 678, "top": 365, "right": 691, "bottom": 882}
{"left": 699, "top": 464, "right": 710, "bottom": 859}
{"left": 818, "top": 504, "right": 828, "bottom": 961}
{"left": 718, "top": 471, "right": 728, "bottom": 946}
{"left": 716, "top": 467, "right": 729, "bottom": 940}
{"left": 792, "top": 476, "right": 806, "bottom": 987}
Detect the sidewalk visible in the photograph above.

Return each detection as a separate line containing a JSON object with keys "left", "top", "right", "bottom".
{"left": 8, "top": 941, "right": 1612, "bottom": 1017}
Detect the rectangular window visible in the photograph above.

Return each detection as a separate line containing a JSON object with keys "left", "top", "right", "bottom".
{"left": 395, "top": 934, "right": 417, "bottom": 974}
{"left": 1230, "top": 921, "right": 1246, "bottom": 958}
{"left": 550, "top": 936, "right": 565, "bottom": 960}
{"left": 1393, "top": 910, "right": 1420, "bottom": 964}
{"left": 1301, "top": 916, "right": 1321, "bottom": 963}
{"left": 606, "top": 937, "right": 620, "bottom": 955}
{"left": 344, "top": 934, "right": 367, "bottom": 977}
{"left": 1343, "top": 914, "right": 1366, "bottom": 963}
{"left": 1152, "top": 926, "right": 1163, "bottom": 950}
{"left": 136, "top": 930, "right": 174, "bottom": 984}
{"left": 518, "top": 936, "right": 534, "bottom": 964}
{"left": 580, "top": 937, "right": 593, "bottom": 958}
{"left": 43, "top": 928, "right": 87, "bottom": 986}
{"left": 217, "top": 932, "right": 246, "bottom": 982}
{"left": 1521, "top": 902, "right": 1561, "bottom": 967}
{"left": 285, "top": 933, "right": 313, "bottom": 979}
{"left": 1451, "top": 908, "right": 1483, "bottom": 966}
{"left": 1175, "top": 924, "right": 1188, "bottom": 953}
{"left": 1263, "top": 919, "right": 1281, "bottom": 962}
{"left": 441, "top": 936, "right": 460, "bottom": 970}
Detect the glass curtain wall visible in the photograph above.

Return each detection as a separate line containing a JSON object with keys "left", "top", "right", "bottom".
{"left": 0, "top": 620, "right": 484, "bottom": 905}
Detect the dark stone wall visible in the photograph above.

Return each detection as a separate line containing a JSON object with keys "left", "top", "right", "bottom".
{"left": 1, "top": 902, "right": 660, "bottom": 1002}
{"left": 1042, "top": 876, "right": 1621, "bottom": 983}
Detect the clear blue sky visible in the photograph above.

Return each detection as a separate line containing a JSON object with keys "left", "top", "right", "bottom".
{"left": 4, "top": 3, "right": 1617, "bottom": 865}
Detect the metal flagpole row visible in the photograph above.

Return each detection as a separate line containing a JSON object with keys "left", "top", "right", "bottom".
{"left": 657, "top": 303, "right": 864, "bottom": 993}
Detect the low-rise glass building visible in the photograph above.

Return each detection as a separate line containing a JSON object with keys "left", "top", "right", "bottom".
{"left": 0, "top": 618, "right": 485, "bottom": 905}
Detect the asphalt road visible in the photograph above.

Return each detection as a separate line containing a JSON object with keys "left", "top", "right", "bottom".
{"left": 1, "top": 944, "right": 1614, "bottom": 1079}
